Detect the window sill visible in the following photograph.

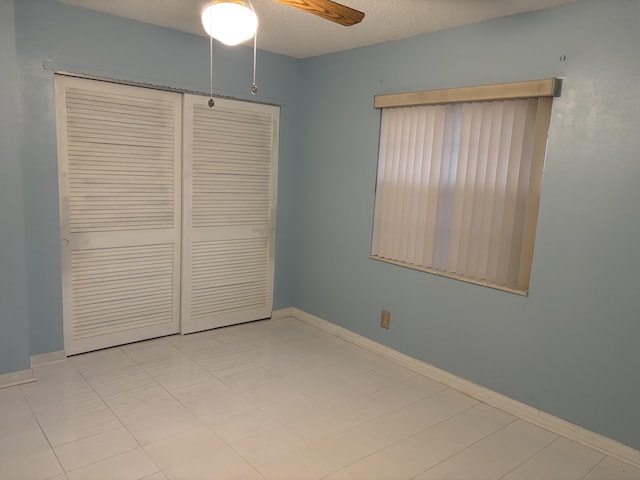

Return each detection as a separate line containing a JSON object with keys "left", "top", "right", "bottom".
{"left": 369, "top": 256, "right": 528, "bottom": 296}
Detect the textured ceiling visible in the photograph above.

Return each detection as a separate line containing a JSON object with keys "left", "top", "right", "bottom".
{"left": 58, "top": 0, "right": 579, "bottom": 58}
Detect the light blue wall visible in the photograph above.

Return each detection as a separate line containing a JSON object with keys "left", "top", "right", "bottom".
{"left": 11, "top": 0, "right": 300, "bottom": 355}
{"left": 0, "top": 0, "right": 31, "bottom": 375}
{"left": 293, "top": 0, "right": 640, "bottom": 450}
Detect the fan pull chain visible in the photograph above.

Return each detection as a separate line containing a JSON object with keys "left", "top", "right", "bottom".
{"left": 208, "top": 34, "right": 215, "bottom": 108}
{"left": 251, "top": 29, "right": 258, "bottom": 94}
{"left": 248, "top": 0, "right": 258, "bottom": 94}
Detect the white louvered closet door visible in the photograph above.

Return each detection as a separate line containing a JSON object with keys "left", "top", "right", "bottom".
{"left": 56, "top": 76, "right": 182, "bottom": 355}
{"left": 181, "top": 95, "right": 279, "bottom": 334}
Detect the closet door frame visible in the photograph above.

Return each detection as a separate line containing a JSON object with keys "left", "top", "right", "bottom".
{"left": 56, "top": 76, "right": 279, "bottom": 353}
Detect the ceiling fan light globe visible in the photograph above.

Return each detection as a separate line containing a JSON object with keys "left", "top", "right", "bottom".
{"left": 201, "top": 2, "right": 258, "bottom": 46}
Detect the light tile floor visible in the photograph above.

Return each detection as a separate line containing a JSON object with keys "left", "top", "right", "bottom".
{"left": 1, "top": 316, "right": 639, "bottom": 480}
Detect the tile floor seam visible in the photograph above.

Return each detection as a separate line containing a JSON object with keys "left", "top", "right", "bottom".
{"left": 119, "top": 333, "right": 331, "bottom": 474}
{"left": 413, "top": 419, "right": 520, "bottom": 477}
{"left": 346, "top": 408, "right": 520, "bottom": 480}
{"left": 117, "top": 340, "right": 202, "bottom": 407}
{"left": 65, "top": 356, "right": 163, "bottom": 476}
{"left": 506, "top": 436, "right": 607, "bottom": 480}
{"left": 492, "top": 428, "right": 561, "bottom": 479}
{"left": 577, "top": 454, "right": 608, "bottom": 480}
{"left": 17, "top": 383, "right": 68, "bottom": 477}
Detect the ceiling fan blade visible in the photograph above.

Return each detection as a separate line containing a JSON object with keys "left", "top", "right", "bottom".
{"left": 273, "top": 0, "right": 364, "bottom": 26}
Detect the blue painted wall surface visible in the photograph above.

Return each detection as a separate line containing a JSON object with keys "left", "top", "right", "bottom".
{"left": 293, "top": 0, "right": 640, "bottom": 449}
{"left": 11, "top": 0, "right": 300, "bottom": 356}
{"left": 0, "top": 0, "right": 31, "bottom": 375}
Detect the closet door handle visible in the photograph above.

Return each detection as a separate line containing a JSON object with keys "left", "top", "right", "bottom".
{"left": 61, "top": 238, "right": 70, "bottom": 247}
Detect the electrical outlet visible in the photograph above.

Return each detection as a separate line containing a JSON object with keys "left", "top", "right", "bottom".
{"left": 380, "top": 309, "right": 390, "bottom": 329}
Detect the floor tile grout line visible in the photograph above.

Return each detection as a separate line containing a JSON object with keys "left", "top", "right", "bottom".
{"left": 400, "top": 418, "right": 521, "bottom": 480}
{"left": 65, "top": 355, "right": 162, "bottom": 476}
{"left": 118, "top": 324, "right": 312, "bottom": 475}
{"left": 494, "top": 436, "right": 582, "bottom": 480}
{"left": 16, "top": 380, "right": 68, "bottom": 477}
{"left": 24, "top": 363, "right": 131, "bottom": 450}
{"left": 334, "top": 397, "right": 501, "bottom": 477}
{"left": 577, "top": 454, "right": 608, "bottom": 480}
{"left": 111, "top": 341, "right": 229, "bottom": 463}
{"left": 493, "top": 425, "right": 562, "bottom": 479}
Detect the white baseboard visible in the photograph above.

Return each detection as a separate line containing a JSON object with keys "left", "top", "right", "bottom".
{"left": 0, "top": 368, "right": 35, "bottom": 389}
{"left": 271, "top": 307, "right": 296, "bottom": 320}
{"left": 31, "top": 350, "right": 67, "bottom": 367}
{"left": 273, "top": 307, "right": 640, "bottom": 468}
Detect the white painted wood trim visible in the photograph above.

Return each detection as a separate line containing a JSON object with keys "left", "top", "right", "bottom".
{"left": 0, "top": 368, "right": 35, "bottom": 389}
{"left": 374, "top": 78, "right": 561, "bottom": 109}
{"left": 281, "top": 307, "right": 640, "bottom": 468}
{"left": 271, "top": 307, "right": 296, "bottom": 320}
{"left": 31, "top": 350, "right": 67, "bottom": 367}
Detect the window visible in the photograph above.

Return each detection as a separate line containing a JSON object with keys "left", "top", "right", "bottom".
{"left": 371, "top": 79, "right": 560, "bottom": 295}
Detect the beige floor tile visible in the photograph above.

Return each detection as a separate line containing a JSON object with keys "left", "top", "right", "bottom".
{"left": 54, "top": 426, "right": 139, "bottom": 471}
{"left": 472, "top": 419, "right": 558, "bottom": 469}
{"left": 345, "top": 442, "right": 428, "bottom": 480}
{"left": 163, "top": 445, "right": 254, "bottom": 480}
{"left": 65, "top": 448, "right": 158, "bottom": 480}
{"left": 71, "top": 348, "right": 136, "bottom": 379}
{"left": 119, "top": 338, "right": 181, "bottom": 365}
{"left": 321, "top": 470, "right": 359, "bottom": 480}
{"left": 306, "top": 424, "right": 390, "bottom": 468}
{"left": 413, "top": 445, "right": 513, "bottom": 480}
{"left": 30, "top": 390, "right": 107, "bottom": 424}
{"left": 230, "top": 424, "right": 305, "bottom": 466}
{"left": 425, "top": 403, "right": 516, "bottom": 447}
{"left": 208, "top": 407, "right": 283, "bottom": 444}
{"left": 341, "top": 363, "right": 419, "bottom": 394}
{"left": 510, "top": 437, "right": 606, "bottom": 480}
{"left": 40, "top": 406, "right": 122, "bottom": 446}
{"left": 140, "top": 473, "right": 169, "bottom": 480}
{"left": 0, "top": 448, "right": 64, "bottom": 480}
{"left": 238, "top": 378, "right": 312, "bottom": 410}
{"left": 393, "top": 427, "right": 468, "bottom": 469}
{"left": 398, "top": 387, "right": 479, "bottom": 428}
{"left": 257, "top": 443, "right": 343, "bottom": 480}
{"left": 124, "top": 406, "right": 203, "bottom": 446}
{"left": 143, "top": 425, "right": 227, "bottom": 470}
{"left": 330, "top": 392, "right": 388, "bottom": 423}
{"left": 358, "top": 407, "right": 431, "bottom": 447}
{"left": 175, "top": 384, "right": 255, "bottom": 424}
{"left": 0, "top": 425, "right": 51, "bottom": 465}
{"left": 581, "top": 456, "right": 640, "bottom": 480}
{"left": 0, "top": 388, "right": 41, "bottom": 434}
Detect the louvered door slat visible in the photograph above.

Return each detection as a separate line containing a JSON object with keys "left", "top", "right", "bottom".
{"left": 56, "top": 76, "right": 181, "bottom": 355}
{"left": 182, "top": 96, "right": 279, "bottom": 333}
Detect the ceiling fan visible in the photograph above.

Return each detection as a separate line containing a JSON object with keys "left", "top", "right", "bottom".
{"left": 201, "top": 0, "right": 364, "bottom": 103}
{"left": 202, "top": 0, "right": 364, "bottom": 47}
{"left": 272, "top": 0, "right": 365, "bottom": 27}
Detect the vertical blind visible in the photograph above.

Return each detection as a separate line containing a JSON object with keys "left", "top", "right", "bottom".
{"left": 371, "top": 95, "right": 552, "bottom": 294}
